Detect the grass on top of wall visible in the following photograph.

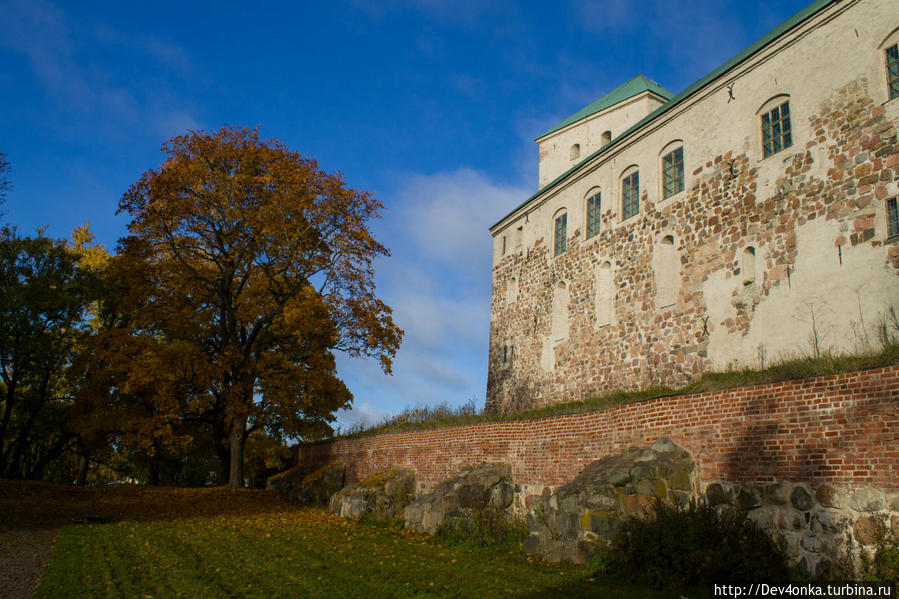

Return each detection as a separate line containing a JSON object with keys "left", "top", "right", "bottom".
{"left": 333, "top": 342, "right": 899, "bottom": 440}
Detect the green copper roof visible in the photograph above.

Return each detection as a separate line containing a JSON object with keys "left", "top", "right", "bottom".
{"left": 539, "top": 75, "right": 673, "bottom": 139}
{"left": 491, "top": 0, "right": 836, "bottom": 233}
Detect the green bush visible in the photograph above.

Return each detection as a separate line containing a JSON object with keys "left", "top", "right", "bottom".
{"left": 830, "top": 529, "right": 899, "bottom": 593}
{"left": 860, "top": 532, "right": 899, "bottom": 593}
{"left": 594, "top": 498, "right": 790, "bottom": 589}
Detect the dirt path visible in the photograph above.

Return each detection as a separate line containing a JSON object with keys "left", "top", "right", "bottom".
{"left": 0, "top": 527, "right": 58, "bottom": 599}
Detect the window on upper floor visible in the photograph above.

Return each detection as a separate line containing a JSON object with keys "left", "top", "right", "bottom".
{"left": 554, "top": 211, "right": 567, "bottom": 256}
{"left": 662, "top": 146, "right": 684, "bottom": 199}
{"left": 570, "top": 144, "right": 581, "bottom": 160}
{"left": 887, "top": 43, "right": 899, "bottom": 100}
{"left": 761, "top": 99, "right": 792, "bottom": 158}
{"left": 888, "top": 197, "right": 899, "bottom": 239}
{"left": 601, "top": 131, "right": 612, "bottom": 147}
{"left": 501, "top": 235, "right": 507, "bottom": 255}
{"left": 621, "top": 169, "right": 640, "bottom": 220}
{"left": 586, "top": 189, "right": 601, "bottom": 239}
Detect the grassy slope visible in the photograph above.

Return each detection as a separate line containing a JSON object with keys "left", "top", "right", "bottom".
{"left": 12, "top": 482, "right": 691, "bottom": 599}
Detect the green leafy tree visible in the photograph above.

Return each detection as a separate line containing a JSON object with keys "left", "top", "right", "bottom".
{"left": 0, "top": 152, "right": 10, "bottom": 218}
{"left": 0, "top": 227, "right": 100, "bottom": 479}
{"left": 83, "top": 126, "right": 402, "bottom": 487}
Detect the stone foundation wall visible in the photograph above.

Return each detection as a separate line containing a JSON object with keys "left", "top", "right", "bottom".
{"left": 298, "top": 365, "right": 899, "bottom": 495}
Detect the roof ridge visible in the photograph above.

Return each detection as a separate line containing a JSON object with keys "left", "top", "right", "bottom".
{"left": 491, "top": 0, "right": 836, "bottom": 232}
{"left": 538, "top": 74, "right": 674, "bottom": 139}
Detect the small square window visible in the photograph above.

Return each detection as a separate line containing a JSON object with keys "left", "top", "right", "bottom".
{"left": 887, "top": 197, "right": 899, "bottom": 239}
{"left": 622, "top": 171, "right": 639, "bottom": 220}
{"left": 662, "top": 147, "right": 684, "bottom": 199}
{"left": 762, "top": 100, "right": 792, "bottom": 158}
{"left": 554, "top": 213, "right": 567, "bottom": 256}
{"left": 887, "top": 44, "right": 899, "bottom": 100}
{"left": 586, "top": 192, "right": 601, "bottom": 238}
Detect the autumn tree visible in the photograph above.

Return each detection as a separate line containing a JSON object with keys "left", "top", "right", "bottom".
{"left": 90, "top": 126, "right": 402, "bottom": 487}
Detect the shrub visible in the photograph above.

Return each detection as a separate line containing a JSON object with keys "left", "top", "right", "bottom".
{"left": 829, "top": 529, "right": 899, "bottom": 593}
{"left": 435, "top": 508, "right": 527, "bottom": 551}
{"left": 594, "top": 498, "right": 790, "bottom": 589}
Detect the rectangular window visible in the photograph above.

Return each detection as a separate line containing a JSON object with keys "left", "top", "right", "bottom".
{"left": 622, "top": 171, "right": 639, "bottom": 220}
{"left": 762, "top": 100, "right": 792, "bottom": 158}
{"left": 888, "top": 197, "right": 899, "bottom": 238}
{"left": 502, "top": 236, "right": 506, "bottom": 255}
{"left": 888, "top": 43, "right": 899, "bottom": 100}
{"left": 662, "top": 147, "right": 684, "bottom": 199}
{"left": 586, "top": 192, "right": 601, "bottom": 238}
{"left": 554, "top": 213, "right": 567, "bottom": 256}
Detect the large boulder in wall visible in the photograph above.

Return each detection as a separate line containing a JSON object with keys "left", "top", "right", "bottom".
{"left": 524, "top": 438, "right": 699, "bottom": 564}
{"left": 405, "top": 463, "right": 516, "bottom": 534}
{"left": 329, "top": 466, "right": 416, "bottom": 522}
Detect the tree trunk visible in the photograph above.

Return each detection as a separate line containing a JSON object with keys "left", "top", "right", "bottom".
{"left": 227, "top": 416, "right": 247, "bottom": 488}
{"left": 77, "top": 454, "right": 89, "bottom": 486}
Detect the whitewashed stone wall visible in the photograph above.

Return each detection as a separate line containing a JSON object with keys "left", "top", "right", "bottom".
{"left": 488, "top": 0, "right": 899, "bottom": 411}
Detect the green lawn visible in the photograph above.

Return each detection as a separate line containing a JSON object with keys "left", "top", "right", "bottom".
{"left": 35, "top": 504, "right": 692, "bottom": 598}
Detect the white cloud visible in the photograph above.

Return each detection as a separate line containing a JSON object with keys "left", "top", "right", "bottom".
{"left": 334, "top": 402, "right": 389, "bottom": 431}
{"left": 399, "top": 167, "right": 528, "bottom": 271}
{"left": 336, "top": 167, "right": 526, "bottom": 419}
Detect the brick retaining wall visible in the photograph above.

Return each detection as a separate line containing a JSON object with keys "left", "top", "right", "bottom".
{"left": 298, "top": 365, "right": 899, "bottom": 492}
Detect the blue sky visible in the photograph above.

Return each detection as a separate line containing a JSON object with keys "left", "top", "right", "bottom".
{"left": 1, "top": 0, "right": 812, "bottom": 430}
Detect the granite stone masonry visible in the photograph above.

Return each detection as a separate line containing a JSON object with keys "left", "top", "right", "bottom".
{"left": 523, "top": 438, "right": 699, "bottom": 564}
{"left": 487, "top": 0, "right": 899, "bottom": 412}
{"left": 329, "top": 466, "right": 416, "bottom": 523}
{"left": 404, "top": 463, "right": 516, "bottom": 534}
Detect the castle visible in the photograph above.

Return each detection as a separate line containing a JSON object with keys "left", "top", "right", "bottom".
{"left": 486, "top": 0, "right": 899, "bottom": 412}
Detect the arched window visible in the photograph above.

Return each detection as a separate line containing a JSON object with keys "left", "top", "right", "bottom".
{"left": 551, "top": 281, "right": 570, "bottom": 342}
{"left": 888, "top": 44, "right": 899, "bottom": 100}
{"left": 621, "top": 166, "right": 640, "bottom": 220}
{"left": 879, "top": 27, "right": 899, "bottom": 100}
{"left": 585, "top": 188, "right": 601, "bottom": 239}
{"left": 758, "top": 95, "right": 792, "bottom": 158}
{"left": 654, "top": 235, "right": 679, "bottom": 308}
{"left": 595, "top": 261, "right": 613, "bottom": 327}
{"left": 570, "top": 144, "right": 581, "bottom": 160}
{"left": 601, "top": 130, "right": 612, "bottom": 147}
{"left": 553, "top": 210, "right": 567, "bottom": 256}
{"left": 660, "top": 142, "right": 684, "bottom": 200}
{"left": 742, "top": 247, "right": 756, "bottom": 284}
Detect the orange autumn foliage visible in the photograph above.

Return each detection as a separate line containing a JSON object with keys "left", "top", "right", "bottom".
{"left": 76, "top": 126, "right": 402, "bottom": 487}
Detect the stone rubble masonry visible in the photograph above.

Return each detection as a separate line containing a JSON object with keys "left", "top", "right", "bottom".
{"left": 487, "top": 73, "right": 899, "bottom": 412}
{"left": 297, "top": 365, "right": 899, "bottom": 495}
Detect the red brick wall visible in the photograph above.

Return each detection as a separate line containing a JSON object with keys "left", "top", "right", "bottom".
{"left": 298, "top": 365, "right": 899, "bottom": 492}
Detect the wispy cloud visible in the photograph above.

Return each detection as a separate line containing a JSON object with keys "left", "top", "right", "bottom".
{"left": 569, "top": 0, "right": 752, "bottom": 89}
{"left": 335, "top": 167, "right": 527, "bottom": 427}
{"left": 0, "top": 0, "right": 201, "bottom": 141}
{"left": 399, "top": 167, "right": 527, "bottom": 270}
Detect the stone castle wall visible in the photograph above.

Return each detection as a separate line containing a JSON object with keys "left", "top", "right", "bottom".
{"left": 487, "top": 0, "right": 899, "bottom": 412}
{"left": 299, "top": 365, "right": 899, "bottom": 495}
